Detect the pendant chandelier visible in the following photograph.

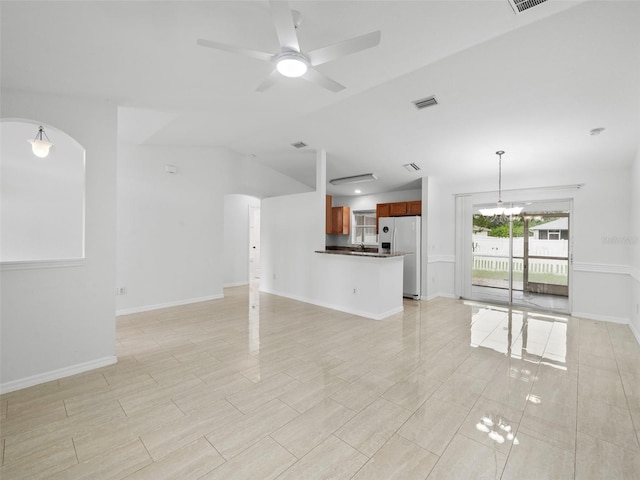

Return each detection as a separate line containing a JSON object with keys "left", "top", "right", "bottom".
{"left": 478, "top": 150, "right": 523, "bottom": 216}
{"left": 28, "top": 126, "right": 53, "bottom": 158}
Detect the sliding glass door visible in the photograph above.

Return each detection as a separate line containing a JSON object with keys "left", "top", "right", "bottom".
{"left": 470, "top": 203, "right": 570, "bottom": 312}
{"left": 522, "top": 214, "right": 569, "bottom": 297}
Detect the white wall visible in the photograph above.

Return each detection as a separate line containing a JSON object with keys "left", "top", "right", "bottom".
{"left": 1, "top": 90, "right": 118, "bottom": 393}
{"left": 427, "top": 166, "right": 634, "bottom": 323}
{"left": 224, "top": 194, "right": 260, "bottom": 287}
{"left": 116, "top": 143, "right": 310, "bottom": 315}
{"left": 260, "top": 151, "right": 326, "bottom": 302}
{"left": 424, "top": 176, "right": 456, "bottom": 300}
{"left": 630, "top": 151, "right": 640, "bottom": 341}
{"left": 116, "top": 145, "right": 236, "bottom": 314}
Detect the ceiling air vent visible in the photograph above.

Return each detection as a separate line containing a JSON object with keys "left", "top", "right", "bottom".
{"left": 291, "top": 141, "right": 308, "bottom": 149}
{"left": 413, "top": 96, "right": 438, "bottom": 110}
{"left": 507, "top": 0, "right": 548, "bottom": 14}
{"left": 403, "top": 163, "right": 421, "bottom": 172}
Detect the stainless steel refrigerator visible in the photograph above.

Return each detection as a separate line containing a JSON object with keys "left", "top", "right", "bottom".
{"left": 378, "top": 216, "right": 421, "bottom": 299}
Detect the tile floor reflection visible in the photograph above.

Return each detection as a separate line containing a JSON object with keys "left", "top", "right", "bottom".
{"left": 1, "top": 285, "right": 639, "bottom": 479}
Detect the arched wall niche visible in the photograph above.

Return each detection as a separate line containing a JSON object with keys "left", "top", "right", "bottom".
{"left": 1, "top": 118, "right": 86, "bottom": 266}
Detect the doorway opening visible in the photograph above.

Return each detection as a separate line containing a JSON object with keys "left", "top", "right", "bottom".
{"left": 249, "top": 204, "right": 261, "bottom": 280}
{"left": 470, "top": 202, "right": 570, "bottom": 313}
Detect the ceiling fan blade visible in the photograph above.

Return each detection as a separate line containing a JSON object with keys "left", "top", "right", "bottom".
{"left": 197, "top": 38, "right": 274, "bottom": 62}
{"left": 307, "top": 30, "right": 381, "bottom": 67}
{"left": 256, "top": 69, "right": 280, "bottom": 92}
{"left": 269, "top": 0, "right": 300, "bottom": 52}
{"left": 302, "top": 68, "right": 345, "bottom": 92}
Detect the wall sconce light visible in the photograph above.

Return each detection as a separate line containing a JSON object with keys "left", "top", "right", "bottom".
{"left": 28, "top": 126, "right": 53, "bottom": 158}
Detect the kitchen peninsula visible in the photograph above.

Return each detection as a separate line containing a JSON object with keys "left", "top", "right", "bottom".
{"left": 314, "top": 248, "right": 406, "bottom": 320}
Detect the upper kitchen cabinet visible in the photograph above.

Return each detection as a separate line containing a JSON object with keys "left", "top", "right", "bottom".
{"left": 377, "top": 201, "right": 422, "bottom": 217}
{"left": 331, "top": 206, "right": 351, "bottom": 235}
{"left": 376, "top": 201, "right": 422, "bottom": 233}
{"left": 326, "top": 196, "right": 350, "bottom": 235}
{"left": 326, "top": 195, "right": 333, "bottom": 234}
{"left": 389, "top": 202, "right": 408, "bottom": 216}
{"left": 407, "top": 201, "right": 422, "bottom": 215}
{"left": 376, "top": 203, "right": 390, "bottom": 219}
{"left": 376, "top": 203, "right": 390, "bottom": 233}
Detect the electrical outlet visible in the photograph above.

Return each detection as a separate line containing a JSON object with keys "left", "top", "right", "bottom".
{"left": 117, "top": 287, "right": 127, "bottom": 296}
{"left": 353, "top": 288, "right": 357, "bottom": 294}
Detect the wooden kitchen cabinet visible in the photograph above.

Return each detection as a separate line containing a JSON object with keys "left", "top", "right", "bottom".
{"left": 326, "top": 195, "right": 333, "bottom": 234}
{"left": 376, "top": 201, "right": 422, "bottom": 232}
{"left": 376, "top": 203, "right": 390, "bottom": 233}
{"left": 331, "top": 206, "right": 350, "bottom": 235}
{"left": 389, "top": 202, "right": 408, "bottom": 216}
{"left": 326, "top": 195, "right": 350, "bottom": 235}
{"left": 407, "top": 200, "right": 422, "bottom": 215}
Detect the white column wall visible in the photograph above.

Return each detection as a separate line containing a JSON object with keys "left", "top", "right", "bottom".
{"left": 260, "top": 151, "right": 326, "bottom": 303}
{"left": 1, "top": 90, "right": 118, "bottom": 392}
{"left": 630, "top": 151, "right": 640, "bottom": 342}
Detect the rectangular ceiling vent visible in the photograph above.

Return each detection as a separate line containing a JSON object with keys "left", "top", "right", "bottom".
{"left": 403, "top": 163, "right": 421, "bottom": 172}
{"left": 413, "top": 96, "right": 438, "bottom": 110}
{"left": 507, "top": 0, "right": 548, "bottom": 14}
{"left": 291, "top": 141, "right": 308, "bottom": 149}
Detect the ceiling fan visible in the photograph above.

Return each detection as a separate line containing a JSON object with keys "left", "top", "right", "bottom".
{"left": 197, "top": 0, "right": 381, "bottom": 92}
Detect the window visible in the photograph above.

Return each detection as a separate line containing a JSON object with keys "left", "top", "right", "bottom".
{"left": 352, "top": 210, "right": 377, "bottom": 244}
{"left": 548, "top": 230, "right": 561, "bottom": 240}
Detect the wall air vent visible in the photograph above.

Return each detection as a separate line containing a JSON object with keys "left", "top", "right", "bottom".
{"left": 291, "top": 141, "right": 308, "bottom": 149}
{"left": 413, "top": 96, "right": 438, "bottom": 110}
{"left": 403, "top": 163, "right": 421, "bottom": 172}
{"left": 507, "top": 0, "right": 548, "bottom": 14}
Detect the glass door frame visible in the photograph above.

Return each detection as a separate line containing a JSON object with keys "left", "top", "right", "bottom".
{"left": 522, "top": 213, "right": 569, "bottom": 297}
{"left": 464, "top": 198, "right": 572, "bottom": 313}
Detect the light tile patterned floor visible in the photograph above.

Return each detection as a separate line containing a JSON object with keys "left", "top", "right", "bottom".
{"left": 1, "top": 284, "right": 640, "bottom": 479}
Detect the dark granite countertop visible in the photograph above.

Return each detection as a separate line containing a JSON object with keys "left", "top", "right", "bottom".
{"left": 315, "top": 249, "right": 406, "bottom": 258}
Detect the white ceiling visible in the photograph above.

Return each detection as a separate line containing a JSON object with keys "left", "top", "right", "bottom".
{"left": 2, "top": 1, "right": 639, "bottom": 196}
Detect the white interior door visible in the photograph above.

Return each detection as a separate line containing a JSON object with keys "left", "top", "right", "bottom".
{"left": 249, "top": 205, "right": 261, "bottom": 279}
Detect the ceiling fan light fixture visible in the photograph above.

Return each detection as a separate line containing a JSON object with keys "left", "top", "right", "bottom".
{"left": 276, "top": 52, "right": 308, "bottom": 78}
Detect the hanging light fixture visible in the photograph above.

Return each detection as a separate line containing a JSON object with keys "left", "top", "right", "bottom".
{"left": 479, "top": 150, "right": 523, "bottom": 216}
{"left": 28, "top": 126, "right": 53, "bottom": 158}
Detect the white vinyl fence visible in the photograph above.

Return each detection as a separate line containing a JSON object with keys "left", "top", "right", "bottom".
{"left": 472, "top": 235, "right": 569, "bottom": 276}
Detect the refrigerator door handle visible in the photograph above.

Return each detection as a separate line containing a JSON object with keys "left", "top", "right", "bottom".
{"left": 392, "top": 227, "right": 397, "bottom": 253}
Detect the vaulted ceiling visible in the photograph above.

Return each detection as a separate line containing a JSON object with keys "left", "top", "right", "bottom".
{"left": 2, "top": 1, "right": 639, "bottom": 196}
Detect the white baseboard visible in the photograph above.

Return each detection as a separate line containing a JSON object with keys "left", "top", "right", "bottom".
{"left": 116, "top": 294, "right": 224, "bottom": 316}
{"left": 223, "top": 281, "right": 249, "bottom": 288}
{"left": 0, "top": 356, "right": 117, "bottom": 395}
{"left": 629, "top": 320, "right": 640, "bottom": 345}
{"left": 571, "top": 311, "right": 629, "bottom": 325}
{"left": 260, "top": 287, "right": 403, "bottom": 320}
{"left": 422, "top": 292, "right": 457, "bottom": 301}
